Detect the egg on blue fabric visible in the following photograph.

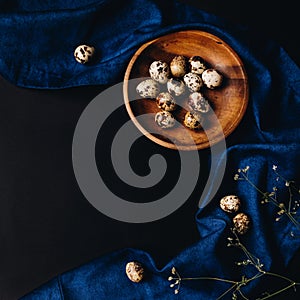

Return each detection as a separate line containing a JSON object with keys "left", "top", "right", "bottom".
{"left": 125, "top": 262, "right": 144, "bottom": 283}
{"left": 219, "top": 195, "right": 241, "bottom": 213}
{"left": 74, "top": 45, "right": 95, "bottom": 64}
{"left": 149, "top": 60, "right": 170, "bottom": 84}
{"left": 136, "top": 79, "right": 160, "bottom": 98}
{"left": 233, "top": 212, "right": 251, "bottom": 235}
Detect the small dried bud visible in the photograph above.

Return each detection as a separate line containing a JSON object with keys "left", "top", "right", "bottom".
{"left": 242, "top": 166, "right": 250, "bottom": 172}
{"left": 234, "top": 174, "right": 239, "bottom": 180}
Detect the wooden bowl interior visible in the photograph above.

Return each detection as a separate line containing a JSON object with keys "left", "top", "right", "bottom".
{"left": 123, "top": 30, "right": 248, "bottom": 150}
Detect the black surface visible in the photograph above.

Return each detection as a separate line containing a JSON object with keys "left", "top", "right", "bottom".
{"left": 180, "top": 0, "right": 299, "bottom": 67}
{"left": 0, "top": 1, "right": 298, "bottom": 300}
{"left": 0, "top": 76, "right": 205, "bottom": 300}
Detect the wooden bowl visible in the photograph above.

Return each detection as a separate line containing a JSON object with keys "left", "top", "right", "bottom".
{"left": 123, "top": 30, "right": 248, "bottom": 150}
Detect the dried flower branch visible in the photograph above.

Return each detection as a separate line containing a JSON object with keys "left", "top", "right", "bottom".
{"left": 234, "top": 165, "right": 300, "bottom": 232}
{"left": 168, "top": 228, "right": 300, "bottom": 299}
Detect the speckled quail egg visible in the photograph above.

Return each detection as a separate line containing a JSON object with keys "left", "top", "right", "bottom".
{"left": 155, "top": 111, "right": 176, "bottom": 129}
{"left": 201, "top": 68, "right": 223, "bottom": 89}
{"left": 233, "top": 212, "right": 251, "bottom": 235}
{"left": 220, "top": 195, "right": 241, "bottom": 213}
{"left": 136, "top": 79, "right": 160, "bottom": 98}
{"left": 167, "top": 78, "right": 186, "bottom": 96}
{"left": 156, "top": 92, "right": 177, "bottom": 112}
{"left": 189, "top": 56, "right": 207, "bottom": 75}
{"left": 170, "top": 55, "right": 188, "bottom": 77}
{"left": 125, "top": 261, "right": 144, "bottom": 283}
{"left": 74, "top": 45, "right": 95, "bottom": 64}
{"left": 183, "top": 111, "right": 203, "bottom": 130}
{"left": 187, "top": 92, "right": 210, "bottom": 113}
{"left": 149, "top": 60, "right": 170, "bottom": 84}
{"left": 183, "top": 72, "right": 203, "bottom": 92}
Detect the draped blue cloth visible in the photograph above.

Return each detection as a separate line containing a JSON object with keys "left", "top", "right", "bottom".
{"left": 1, "top": 0, "right": 299, "bottom": 299}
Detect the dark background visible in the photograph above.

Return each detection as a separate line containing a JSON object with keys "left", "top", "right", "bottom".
{"left": 0, "top": 1, "right": 299, "bottom": 299}
{"left": 180, "top": 0, "right": 299, "bottom": 67}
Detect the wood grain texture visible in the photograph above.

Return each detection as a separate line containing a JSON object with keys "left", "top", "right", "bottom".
{"left": 123, "top": 30, "right": 248, "bottom": 150}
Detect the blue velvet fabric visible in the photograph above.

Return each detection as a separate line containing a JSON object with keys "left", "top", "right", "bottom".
{"left": 3, "top": 0, "right": 299, "bottom": 299}
{"left": 0, "top": 0, "right": 257, "bottom": 89}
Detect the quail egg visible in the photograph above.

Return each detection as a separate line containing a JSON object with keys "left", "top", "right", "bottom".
{"left": 183, "top": 111, "right": 203, "bottom": 130}
{"left": 233, "top": 212, "right": 251, "bottom": 235}
{"left": 170, "top": 55, "right": 188, "bottom": 77}
{"left": 183, "top": 72, "right": 203, "bottom": 92}
{"left": 187, "top": 92, "right": 210, "bottom": 113}
{"left": 149, "top": 60, "right": 170, "bottom": 84}
{"left": 201, "top": 68, "right": 223, "bottom": 89}
{"left": 167, "top": 78, "right": 186, "bottom": 96}
{"left": 156, "top": 92, "right": 177, "bottom": 111}
{"left": 136, "top": 79, "right": 160, "bottom": 98}
{"left": 220, "top": 195, "right": 241, "bottom": 213}
{"left": 155, "top": 111, "right": 176, "bottom": 129}
{"left": 189, "top": 56, "right": 207, "bottom": 75}
{"left": 74, "top": 45, "right": 95, "bottom": 64}
{"left": 125, "top": 261, "right": 144, "bottom": 283}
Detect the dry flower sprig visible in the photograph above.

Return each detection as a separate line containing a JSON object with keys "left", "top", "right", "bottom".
{"left": 168, "top": 265, "right": 238, "bottom": 299}
{"left": 168, "top": 228, "right": 300, "bottom": 299}
{"left": 234, "top": 165, "right": 300, "bottom": 232}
